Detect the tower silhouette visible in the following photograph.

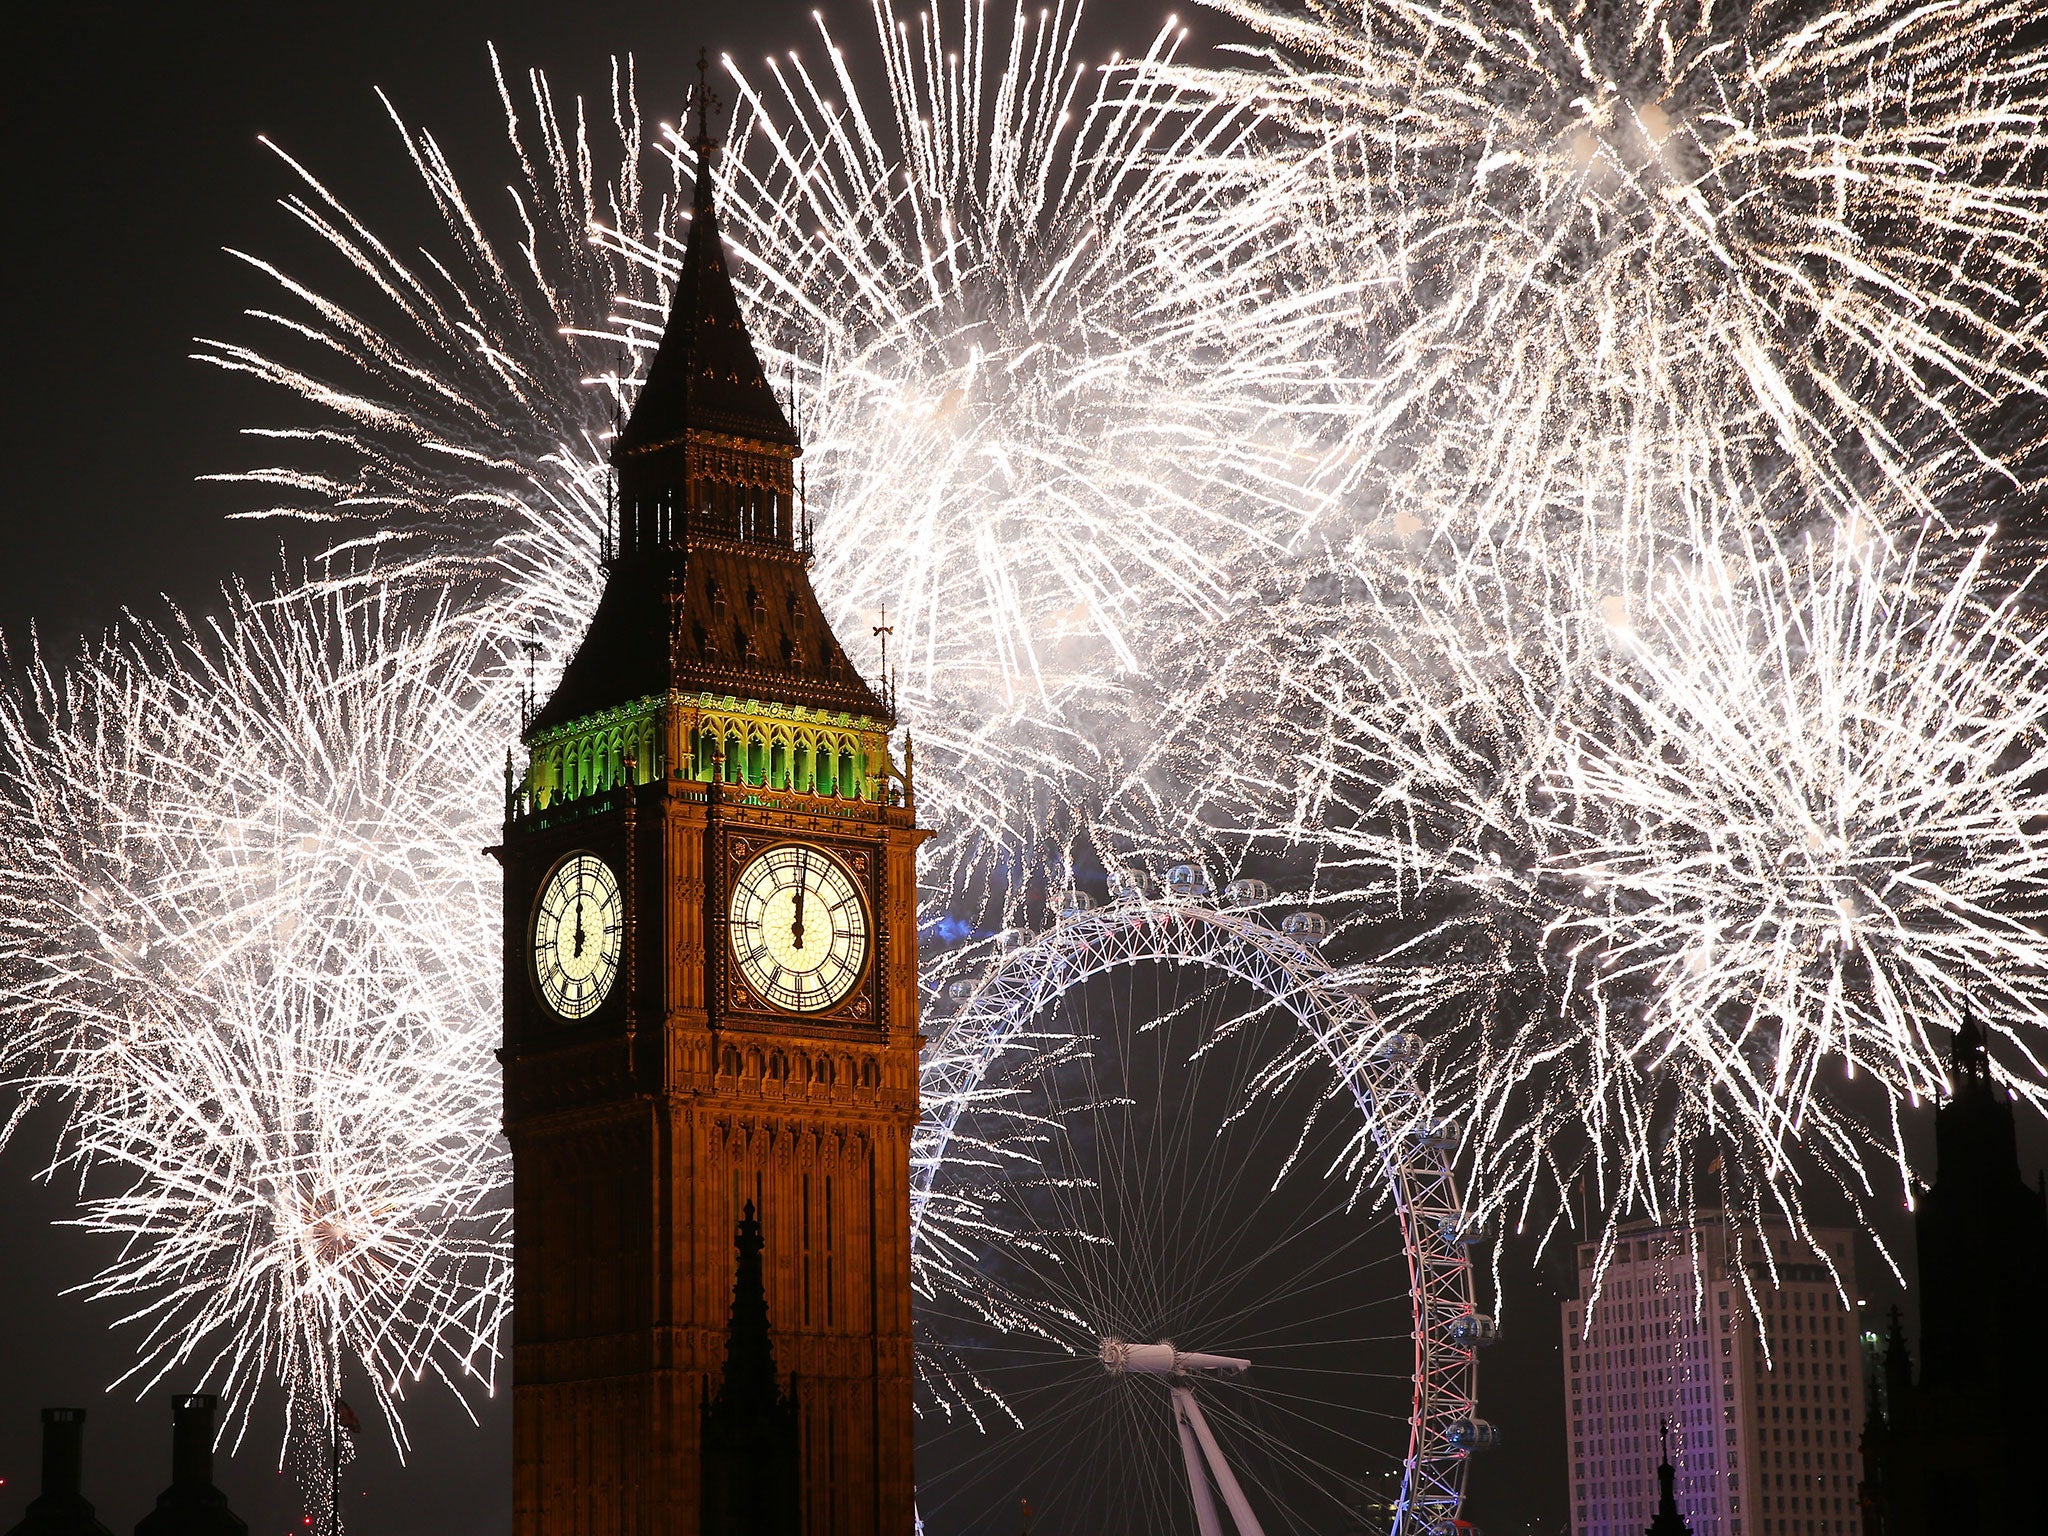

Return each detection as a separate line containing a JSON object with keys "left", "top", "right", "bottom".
{"left": 1859, "top": 1012, "right": 2048, "bottom": 1533}
{"left": 1643, "top": 1422, "right": 1690, "bottom": 1536}
{"left": 133, "top": 1395, "right": 246, "bottom": 1536}
{"left": 3, "top": 1411, "right": 113, "bottom": 1536}
{"left": 700, "top": 1203, "right": 800, "bottom": 1536}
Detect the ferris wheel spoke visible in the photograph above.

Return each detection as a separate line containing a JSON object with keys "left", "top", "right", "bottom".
{"left": 914, "top": 898, "right": 1479, "bottom": 1533}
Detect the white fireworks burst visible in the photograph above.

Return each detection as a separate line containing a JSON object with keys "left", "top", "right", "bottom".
{"left": 1179, "top": 0, "right": 2048, "bottom": 556}
{"left": 4, "top": 0, "right": 2046, "bottom": 1464}
{"left": 0, "top": 577, "right": 511, "bottom": 1452}
{"left": 1136, "top": 503, "right": 2048, "bottom": 1271}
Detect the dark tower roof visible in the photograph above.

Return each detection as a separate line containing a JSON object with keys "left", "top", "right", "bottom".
{"left": 134, "top": 1395, "right": 247, "bottom": 1536}
{"left": 527, "top": 540, "right": 885, "bottom": 735}
{"left": 527, "top": 62, "right": 885, "bottom": 738}
{"left": 4, "top": 1410, "right": 114, "bottom": 1536}
{"left": 613, "top": 85, "right": 796, "bottom": 454}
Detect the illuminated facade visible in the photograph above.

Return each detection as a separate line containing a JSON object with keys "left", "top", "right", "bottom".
{"left": 1562, "top": 1214, "right": 1865, "bottom": 1536}
{"left": 497, "top": 80, "right": 922, "bottom": 1536}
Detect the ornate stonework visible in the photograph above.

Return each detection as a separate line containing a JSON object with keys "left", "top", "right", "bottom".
{"left": 497, "top": 80, "right": 922, "bottom": 1536}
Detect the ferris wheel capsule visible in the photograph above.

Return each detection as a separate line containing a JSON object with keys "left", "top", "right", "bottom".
{"left": 1221, "top": 877, "right": 1270, "bottom": 906}
{"left": 1108, "top": 870, "right": 1149, "bottom": 903}
{"left": 1055, "top": 889, "right": 1095, "bottom": 916}
{"left": 1448, "top": 1312, "right": 1499, "bottom": 1348}
{"left": 1164, "top": 863, "right": 1212, "bottom": 899}
{"left": 1374, "top": 1031, "right": 1424, "bottom": 1063}
{"left": 1438, "top": 1213, "right": 1492, "bottom": 1248}
{"left": 1446, "top": 1417, "right": 1500, "bottom": 1453}
{"left": 944, "top": 976, "right": 982, "bottom": 1002}
{"left": 1280, "top": 910, "right": 1329, "bottom": 946}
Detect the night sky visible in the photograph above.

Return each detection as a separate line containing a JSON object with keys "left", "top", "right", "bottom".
{"left": 5, "top": 5, "right": 2045, "bottom": 1535}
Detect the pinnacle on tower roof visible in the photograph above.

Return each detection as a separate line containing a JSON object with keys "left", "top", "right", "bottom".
{"left": 714, "top": 1200, "right": 783, "bottom": 1412}
{"left": 614, "top": 52, "right": 797, "bottom": 455}
{"left": 702, "top": 1201, "right": 800, "bottom": 1536}
{"left": 1643, "top": 1419, "right": 1692, "bottom": 1536}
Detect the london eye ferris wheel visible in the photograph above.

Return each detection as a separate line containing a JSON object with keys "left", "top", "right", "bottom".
{"left": 910, "top": 879, "right": 1498, "bottom": 1535}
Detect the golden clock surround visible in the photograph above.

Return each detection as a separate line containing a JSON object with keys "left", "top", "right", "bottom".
{"left": 529, "top": 849, "right": 624, "bottom": 1021}
{"left": 718, "top": 829, "right": 881, "bottom": 1030}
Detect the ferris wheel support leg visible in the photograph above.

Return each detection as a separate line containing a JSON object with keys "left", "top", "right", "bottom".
{"left": 1172, "top": 1386, "right": 1229, "bottom": 1536}
{"left": 1175, "top": 1385, "right": 1268, "bottom": 1536}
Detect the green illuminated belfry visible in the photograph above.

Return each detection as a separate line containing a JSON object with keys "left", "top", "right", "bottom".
{"left": 513, "top": 61, "right": 896, "bottom": 832}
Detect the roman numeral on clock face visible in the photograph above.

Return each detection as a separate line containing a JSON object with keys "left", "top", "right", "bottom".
{"left": 729, "top": 842, "right": 869, "bottom": 1013}
{"left": 532, "top": 852, "right": 623, "bottom": 1021}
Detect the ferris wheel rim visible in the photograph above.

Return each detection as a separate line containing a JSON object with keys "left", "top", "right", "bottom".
{"left": 914, "top": 895, "right": 1480, "bottom": 1536}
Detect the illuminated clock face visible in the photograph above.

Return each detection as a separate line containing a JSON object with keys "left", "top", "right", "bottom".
{"left": 729, "top": 844, "right": 869, "bottom": 1013}
{"left": 531, "top": 852, "right": 623, "bottom": 1020}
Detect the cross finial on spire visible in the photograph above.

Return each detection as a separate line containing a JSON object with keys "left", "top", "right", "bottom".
{"left": 694, "top": 48, "right": 722, "bottom": 159}
{"left": 1953, "top": 1001, "right": 1988, "bottom": 1084}
{"left": 873, "top": 606, "right": 895, "bottom": 715}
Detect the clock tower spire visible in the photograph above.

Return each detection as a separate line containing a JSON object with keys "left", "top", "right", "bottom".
{"left": 499, "top": 57, "right": 922, "bottom": 1536}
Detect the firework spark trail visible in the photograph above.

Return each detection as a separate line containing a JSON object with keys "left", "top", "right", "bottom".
{"left": 0, "top": 578, "right": 511, "bottom": 1453}
{"left": 1129, "top": 503, "right": 2048, "bottom": 1278}
{"left": 1177, "top": 0, "right": 2048, "bottom": 561}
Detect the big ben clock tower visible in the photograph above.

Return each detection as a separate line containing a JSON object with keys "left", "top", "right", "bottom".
{"left": 498, "top": 79, "right": 922, "bottom": 1536}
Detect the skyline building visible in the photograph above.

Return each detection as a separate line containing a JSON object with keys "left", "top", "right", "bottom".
{"left": 1562, "top": 1213, "right": 1865, "bottom": 1536}
{"left": 3, "top": 1401, "right": 247, "bottom": 1536}
{"left": 1858, "top": 1015, "right": 2048, "bottom": 1533}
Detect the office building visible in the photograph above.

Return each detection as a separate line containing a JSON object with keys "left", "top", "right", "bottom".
{"left": 1563, "top": 1212, "right": 1864, "bottom": 1536}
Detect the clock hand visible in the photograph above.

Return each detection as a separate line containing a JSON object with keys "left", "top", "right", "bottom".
{"left": 573, "top": 899, "right": 587, "bottom": 960}
{"left": 792, "top": 848, "right": 808, "bottom": 950}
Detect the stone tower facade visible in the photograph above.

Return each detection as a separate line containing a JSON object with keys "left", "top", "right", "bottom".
{"left": 497, "top": 77, "right": 923, "bottom": 1536}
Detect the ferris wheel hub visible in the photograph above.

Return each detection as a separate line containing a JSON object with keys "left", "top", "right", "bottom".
{"left": 1099, "top": 1338, "right": 1251, "bottom": 1377}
